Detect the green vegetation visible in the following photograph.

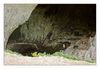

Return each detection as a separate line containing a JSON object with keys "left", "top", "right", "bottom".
{"left": 52, "top": 51, "right": 80, "bottom": 60}
{"left": 31, "top": 52, "right": 47, "bottom": 57}
{"left": 31, "top": 51, "right": 95, "bottom": 63}
{"left": 6, "top": 49, "right": 95, "bottom": 63}
{"left": 85, "top": 59, "right": 96, "bottom": 63}
{"left": 31, "top": 51, "right": 80, "bottom": 60}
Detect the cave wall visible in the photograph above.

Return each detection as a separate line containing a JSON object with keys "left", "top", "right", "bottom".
{"left": 5, "top": 4, "right": 96, "bottom": 61}
{"left": 4, "top": 4, "right": 37, "bottom": 48}
{"left": 8, "top": 4, "right": 96, "bottom": 45}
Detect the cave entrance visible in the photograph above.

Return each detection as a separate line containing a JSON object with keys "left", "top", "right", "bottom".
{"left": 6, "top": 4, "right": 96, "bottom": 57}
{"left": 6, "top": 26, "right": 71, "bottom": 56}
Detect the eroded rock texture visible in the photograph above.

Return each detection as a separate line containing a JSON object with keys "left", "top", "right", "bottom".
{"left": 4, "top": 4, "right": 37, "bottom": 48}
{"left": 64, "top": 35, "right": 96, "bottom": 61}
{"left": 6, "top": 4, "right": 96, "bottom": 61}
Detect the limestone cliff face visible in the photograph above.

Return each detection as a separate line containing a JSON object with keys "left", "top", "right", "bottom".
{"left": 4, "top": 4, "right": 37, "bottom": 48}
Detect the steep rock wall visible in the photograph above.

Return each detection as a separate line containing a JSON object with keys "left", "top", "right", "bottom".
{"left": 4, "top": 4, "right": 37, "bottom": 48}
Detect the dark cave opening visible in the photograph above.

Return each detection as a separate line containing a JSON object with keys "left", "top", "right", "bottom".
{"left": 6, "top": 4, "right": 96, "bottom": 57}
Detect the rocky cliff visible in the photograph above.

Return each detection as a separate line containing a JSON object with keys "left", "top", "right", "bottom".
{"left": 5, "top": 4, "right": 96, "bottom": 61}
{"left": 4, "top": 4, "right": 37, "bottom": 48}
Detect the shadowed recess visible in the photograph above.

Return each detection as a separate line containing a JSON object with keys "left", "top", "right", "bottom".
{"left": 6, "top": 4, "right": 96, "bottom": 57}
